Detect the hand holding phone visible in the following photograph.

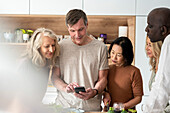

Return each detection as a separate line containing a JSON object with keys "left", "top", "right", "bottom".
{"left": 74, "top": 87, "right": 86, "bottom": 94}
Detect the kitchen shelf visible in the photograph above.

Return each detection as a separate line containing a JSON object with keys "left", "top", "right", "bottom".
{"left": 0, "top": 14, "right": 135, "bottom": 44}
{"left": 0, "top": 14, "right": 135, "bottom": 64}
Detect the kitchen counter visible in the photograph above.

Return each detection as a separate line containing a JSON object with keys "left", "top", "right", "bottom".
{"left": 85, "top": 112, "right": 107, "bottom": 113}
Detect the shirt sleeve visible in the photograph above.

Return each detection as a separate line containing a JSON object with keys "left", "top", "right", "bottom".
{"left": 143, "top": 35, "right": 170, "bottom": 113}
{"left": 132, "top": 68, "right": 144, "bottom": 97}
{"left": 99, "top": 45, "right": 109, "bottom": 70}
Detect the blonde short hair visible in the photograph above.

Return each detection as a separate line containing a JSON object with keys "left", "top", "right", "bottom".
{"left": 27, "top": 28, "right": 59, "bottom": 67}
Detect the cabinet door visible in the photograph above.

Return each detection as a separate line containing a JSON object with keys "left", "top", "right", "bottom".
{"left": 30, "top": 0, "right": 82, "bottom": 15}
{"left": 135, "top": 16, "right": 150, "bottom": 96}
{"left": 136, "top": 0, "right": 170, "bottom": 15}
{"left": 84, "top": 0, "right": 135, "bottom": 15}
{"left": 136, "top": 95, "right": 149, "bottom": 113}
{"left": 0, "top": 0, "right": 29, "bottom": 14}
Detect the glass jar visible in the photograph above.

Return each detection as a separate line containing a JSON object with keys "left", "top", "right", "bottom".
{"left": 113, "top": 103, "right": 124, "bottom": 113}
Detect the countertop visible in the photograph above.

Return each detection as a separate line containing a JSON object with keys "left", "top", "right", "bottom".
{"left": 85, "top": 112, "right": 106, "bottom": 113}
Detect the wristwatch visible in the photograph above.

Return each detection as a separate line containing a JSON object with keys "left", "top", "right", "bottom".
{"left": 93, "top": 89, "right": 99, "bottom": 95}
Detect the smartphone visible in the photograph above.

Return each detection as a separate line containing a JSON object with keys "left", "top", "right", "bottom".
{"left": 74, "top": 87, "right": 86, "bottom": 94}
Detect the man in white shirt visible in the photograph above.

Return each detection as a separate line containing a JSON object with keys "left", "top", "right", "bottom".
{"left": 144, "top": 7, "right": 170, "bottom": 113}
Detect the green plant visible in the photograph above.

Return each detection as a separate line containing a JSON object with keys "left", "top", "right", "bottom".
{"left": 128, "top": 109, "right": 137, "bottom": 113}
{"left": 20, "top": 29, "right": 34, "bottom": 35}
{"left": 121, "top": 108, "right": 128, "bottom": 113}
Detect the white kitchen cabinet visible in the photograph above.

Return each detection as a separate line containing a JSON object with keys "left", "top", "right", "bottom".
{"left": 42, "top": 87, "right": 57, "bottom": 104}
{"left": 135, "top": 16, "right": 151, "bottom": 113}
{"left": 135, "top": 16, "right": 151, "bottom": 95}
{"left": 84, "top": 0, "right": 136, "bottom": 15}
{"left": 30, "top": 0, "right": 82, "bottom": 15}
{"left": 136, "top": 95, "right": 149, "bottom": 113}
{"left": 136, "top": 0, "right": 170, "bottom": 15}
{"left": 0, "top": 0, "right": 29, "bottom": 14}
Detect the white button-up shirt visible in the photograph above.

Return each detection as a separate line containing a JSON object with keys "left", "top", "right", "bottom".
{"left": 143, "top": 34, "right": 170, "bottom": 113}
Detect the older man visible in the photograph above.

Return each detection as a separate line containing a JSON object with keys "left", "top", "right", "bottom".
{"left": 144, "top": 7, "right": 170, "bottom": 113}
{"left": 52, "top": 9, "right": 109, "bottom": 112}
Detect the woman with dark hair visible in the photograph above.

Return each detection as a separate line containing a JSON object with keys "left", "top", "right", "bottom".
{"left": 103, "top": 37, "right": 143, "bottom": 111}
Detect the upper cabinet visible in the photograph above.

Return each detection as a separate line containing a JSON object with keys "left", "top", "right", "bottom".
{"left": 30, "top": 0, "right": 82, "bottom": 15}
{"left": 1, "top": 0, "right": 169, "bottom": 16}
{"left": 84, "top": 0, "right": 136, "bottom": 15}
{"left": 0, "top": 0, "right": 29, "bottom": 14}
{"left": 136, "top": 0, "right": 170, "bottom": 15}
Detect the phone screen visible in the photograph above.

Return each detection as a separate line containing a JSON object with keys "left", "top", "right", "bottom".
{"left": 74, "top": 87, "right": 86, "bottom": 94}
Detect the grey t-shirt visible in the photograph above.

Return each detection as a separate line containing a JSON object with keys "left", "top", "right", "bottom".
{"left": 55, "top": 36, "right": 109, "bottom": 111}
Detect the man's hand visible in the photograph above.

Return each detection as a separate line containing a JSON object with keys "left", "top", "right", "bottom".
{"left": 65, "top": 82, "right": 79, "bottom": 93}
{"left": 73, "top": 88, "right": 97, "bottom": 100}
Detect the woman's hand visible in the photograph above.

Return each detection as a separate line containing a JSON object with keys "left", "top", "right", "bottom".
{"left": 103, "top": 92, "right": 111, "bottom": 106}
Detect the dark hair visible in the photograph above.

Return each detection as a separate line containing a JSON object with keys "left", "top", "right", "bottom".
{"left": 65, "top": 9, "right": 88, "bottom": 27}
{"left": 109, "top": 37, "right": 134, "bottom": 66}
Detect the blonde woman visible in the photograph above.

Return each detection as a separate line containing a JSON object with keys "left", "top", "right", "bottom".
{"left": 145, "top": 36, "right": 162, "bottom": 91}
{"left": 17, "top": 28, "right": 60, "bottom": 104}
